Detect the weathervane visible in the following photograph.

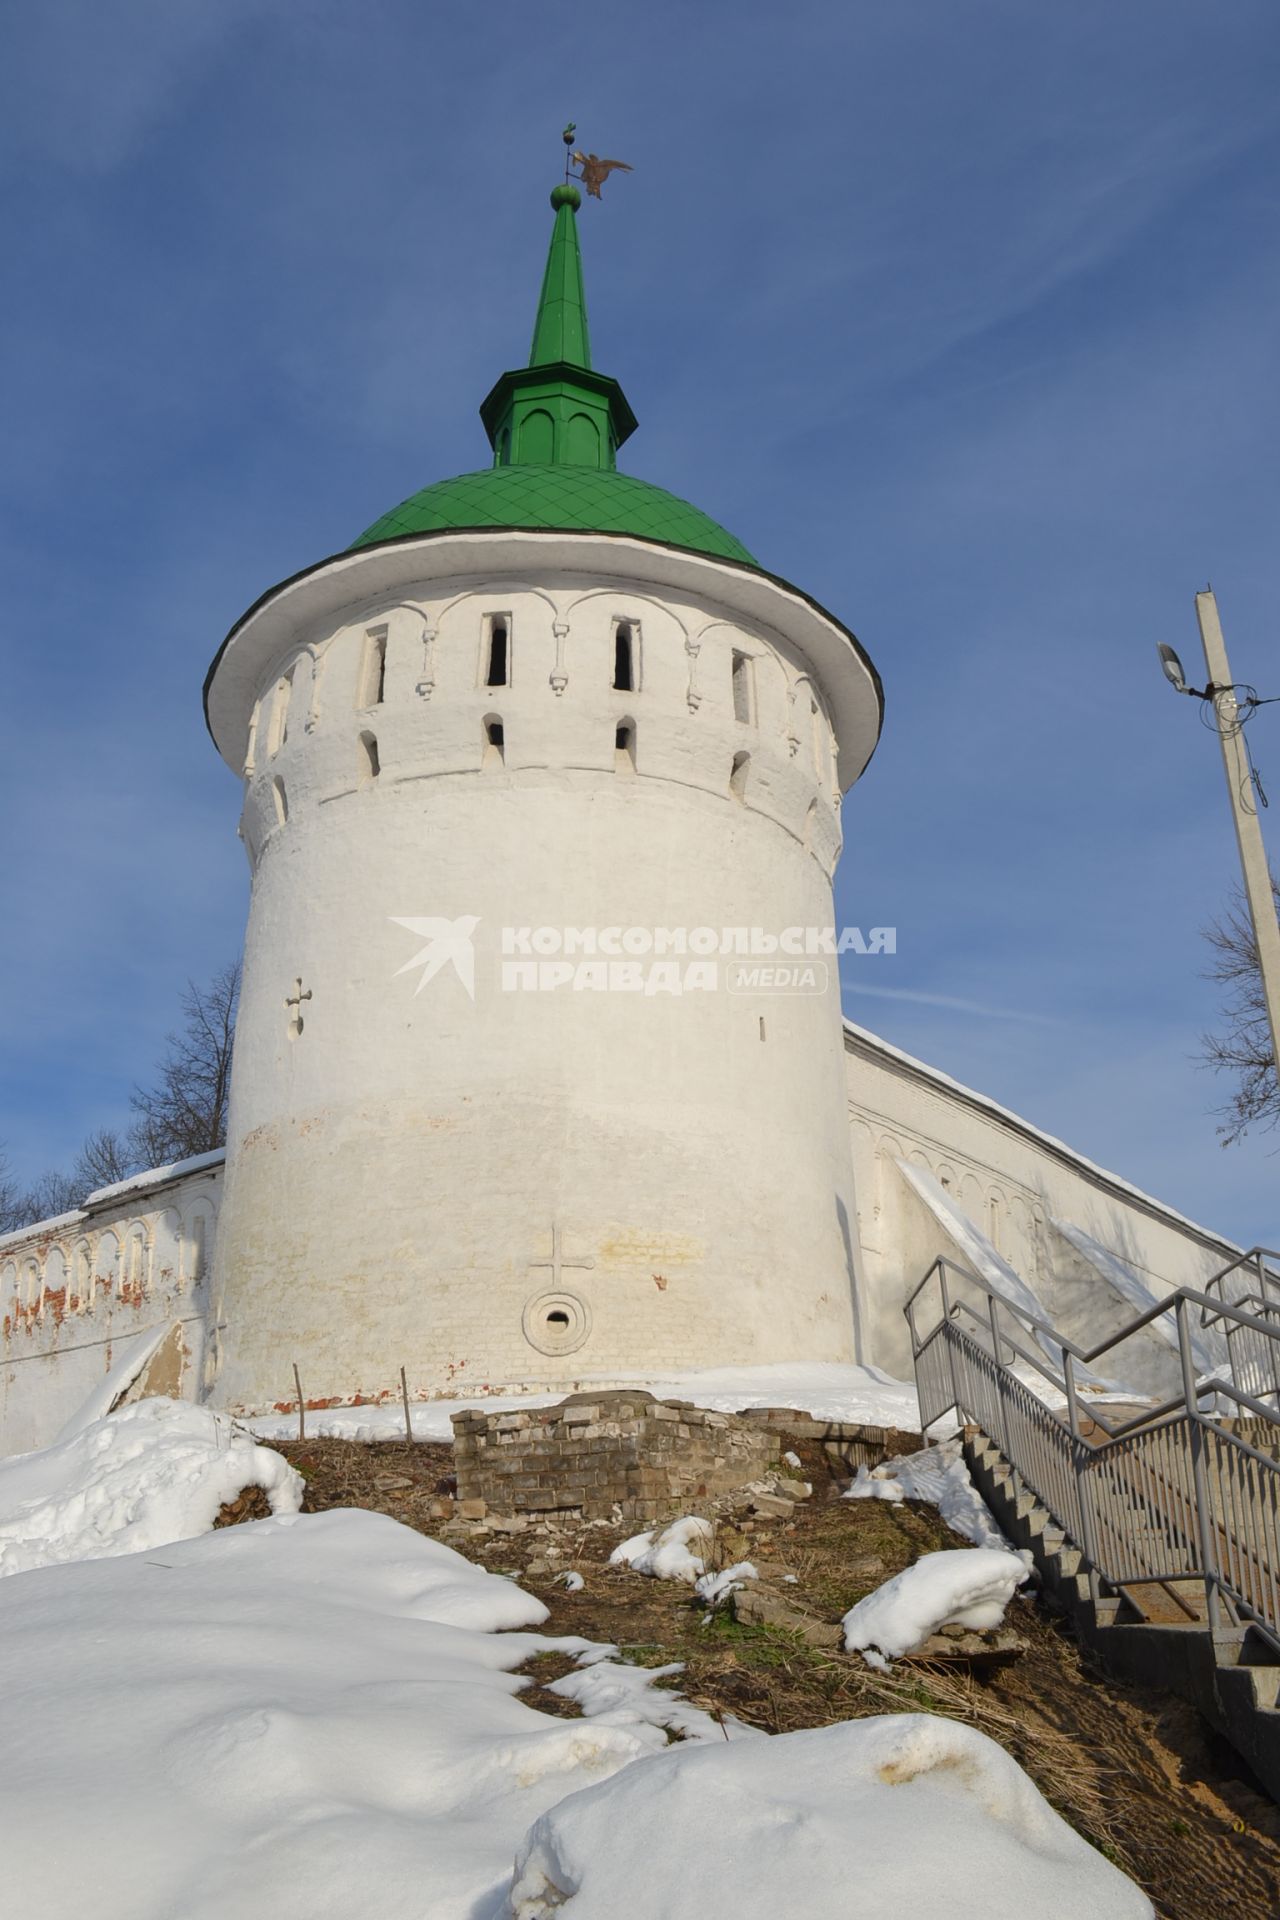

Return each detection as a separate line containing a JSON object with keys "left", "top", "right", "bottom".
{"left": 562, "top": 122, "right": 633, "bottom": 199}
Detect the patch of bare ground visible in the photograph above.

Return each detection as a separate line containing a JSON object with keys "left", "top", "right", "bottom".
{"left": 264, "top": 1432, "right": 1280, "bottom": 1920}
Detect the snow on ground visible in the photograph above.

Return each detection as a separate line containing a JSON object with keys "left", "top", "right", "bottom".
{"left": 0, "top": 1416, "right": 1155, "bottom": 1917}
{"left": 0, "top": 1508, "right": 650, "bottom": 1920}
{"left": 610, "top": 1514, "right": 714, "bottom": 1583}
{"left": 845, "top": 1438, "right": 1016, "bottom": 1552}
{"left": 609, "top": 1520, "right": 760, "bottom": 1610}
{"left": 842, "top": 1547, "right": 1031, "bottom": 1668}
{"left": 245, "top": 1360, "right": 927, "bottom": 1443}
{"left": 547, "top": 1655, "right": 759, "bottom": 1744}
{"left": 508, "top": 1710, "right": 1153, "bottom": 1919}
{"left": 0, "top": 1397, "right": 301, "bottom": 1578}
{"left": 695, "top": 1560, "right": 759, "bottom": 1609}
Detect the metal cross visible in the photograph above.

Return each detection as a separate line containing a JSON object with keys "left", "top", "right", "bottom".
{"left": 529, "top": 1223, "right": 595, "bottom": 1287}
{"left": 285, "top": 977, "right": 313, "bottom": 1037}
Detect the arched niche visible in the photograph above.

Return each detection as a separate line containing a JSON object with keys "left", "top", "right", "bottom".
{"left": 122, "top": 1224, "right": 149, "bottom": 1299}
{"left": 153, "top": 1208, "right": 183, "bottom": 1289}
{"left": 95, "top": 1230, "right": 120, "bottom": 1304}
{"left": 182, "top": 1203, "right": 215, "bottom": 1286}
{"left": 72, "top": 1239, "right": 93, "bottom": 1312}
{"left": 43, "top": 1245, "right": 68, "bottom": 1310}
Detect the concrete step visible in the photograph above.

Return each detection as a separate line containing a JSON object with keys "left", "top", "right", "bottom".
{"left": 1217, "top": 1662, "right": 1280, "bottom": 1715}
{"left": 960, "top": 1421, "right": 1280, "bottom": 1800}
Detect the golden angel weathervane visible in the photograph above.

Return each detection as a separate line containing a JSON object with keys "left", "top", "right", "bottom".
{"left": 562, "top": 122, "right": 632, "bottom": 199}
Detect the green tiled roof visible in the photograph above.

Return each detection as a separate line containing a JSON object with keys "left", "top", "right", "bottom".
{"left": 350, "top": 465, "right": 759, "bottom": 568}
{"left": 348, "top": 185, "right": 760, "bottom": 571}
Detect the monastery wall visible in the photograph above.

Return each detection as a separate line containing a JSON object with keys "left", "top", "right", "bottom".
{"left": 845, "top": 1023, "right": 1237, "bottom": 1377}
{"left": 0, "top": 1152, "right": 222, "bottom": 1456}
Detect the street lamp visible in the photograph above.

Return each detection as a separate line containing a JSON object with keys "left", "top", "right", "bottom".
{"left": 1157, "top": 591, "right": 1280, "bottom": 1098}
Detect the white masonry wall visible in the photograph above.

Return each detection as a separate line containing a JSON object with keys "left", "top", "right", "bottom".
{"left": 844, "top": 1023, "right": 1237, "bottom": 1378}
{"left": 205, "top": 533, "right": 881, "bottom": 1414}
{"left": 0, "top": 1153, "right": 222, "bottom": 1456}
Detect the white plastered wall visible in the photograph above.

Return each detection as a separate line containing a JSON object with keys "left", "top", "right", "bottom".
{"left": 0, "top": 1158, "right": 221, "bottom": 1456}
{"left": 845, "top": 1024, "right": 1236, "bottom": 1379}
{"left": 205, "top": 535, "right": 881, "bottom": 1413}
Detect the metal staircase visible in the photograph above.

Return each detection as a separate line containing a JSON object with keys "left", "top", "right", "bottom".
{"left": 905, "top": 1246, "right": 1280, "bottom": 1798}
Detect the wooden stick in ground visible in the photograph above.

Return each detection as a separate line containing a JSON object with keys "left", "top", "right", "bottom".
{"left": 400, "top": 1365, "right": 412, "bottom": 1445}
{"left": 293, "top": 1362, "right": 305, "bottom": 1442}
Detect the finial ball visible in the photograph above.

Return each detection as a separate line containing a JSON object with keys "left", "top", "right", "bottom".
{"left": 551, "top": 182, "right": 582, "bottom": 212}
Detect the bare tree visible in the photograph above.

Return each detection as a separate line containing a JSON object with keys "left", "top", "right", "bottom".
{"left": 0, "top": 1148, "right": 81, "bottom": 1232}
{"left": 72, "top": 1127, "right": 140, "bottom": 1196}
{"left": 128, "top": 961, "right": 240, "bottom": 1165}
{"left": 1201, "top": 875, "right": 1280, "bottom": 1143}
{"left": 0, "top": 963, "right": 239, "bottom": 1236}
{"left": 0, "top": 1146, "right": 26, "bottom": 1236}
{"left": 18, "top": 1168, "right": 84, "bottom": 1222}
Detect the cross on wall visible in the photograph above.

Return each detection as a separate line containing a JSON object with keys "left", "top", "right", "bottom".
{"left": 528, "top": 1223, "right": 595, "bottom": 1287}
{"left": 285, "top": 977, "right": 312, "bottom": 1037}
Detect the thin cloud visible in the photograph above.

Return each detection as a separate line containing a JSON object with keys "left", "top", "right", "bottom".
{"left": 841, "top": 981, "right": 1062, "bottom": 1026}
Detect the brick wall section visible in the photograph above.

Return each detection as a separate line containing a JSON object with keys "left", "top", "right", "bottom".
{"left": 737, "top": 1408, "right": 922, "bottom": 1473}
{"left": 452, "top": 1390, "right": 781, "bottom": 1522}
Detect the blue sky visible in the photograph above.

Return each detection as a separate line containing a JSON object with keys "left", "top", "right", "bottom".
{"left": 1, "top": 0, "right": 1277, "bottom": 1243}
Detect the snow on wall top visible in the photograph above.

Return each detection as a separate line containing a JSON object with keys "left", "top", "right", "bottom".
{"left": 83, "top": 1148, "right": 225, "bottom": 1209}
{"left": 0, "top": 1150, "right": 226, "bottom": 1255}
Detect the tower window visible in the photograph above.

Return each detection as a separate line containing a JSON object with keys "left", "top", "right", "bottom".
{"left": 485, "top": 617, "right": 511, "bottom": 688}
{"left": 268, "top": 667, "right": 295, "bottom": 755}
{"left": 272, "top": 776, "right": 289, "bottom": 826}
{"left": 731, "top": 651, "right": 753, "bottom": 724}
{"left": 358, "top": 730, "right": 381, "bottom": 783}
{"left": 483, "top": 716, "right": 505, "bottom": 768}
{"left": 245, "top": 698, "right": 262, "bottom": 777}
{"left": 358, "top": 629, "right": 387, "bottom": 708}
{"left": 730, "top": 750, "right": 750, "bottom": 801}
{"left": 615, "top": 720, "right": 636, "bottom": 773}
{"left": 613, "top": 621, "right": 636, "bottom": 691}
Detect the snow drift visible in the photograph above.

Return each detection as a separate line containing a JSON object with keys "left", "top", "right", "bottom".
{"left": 845, "top": 1438, "right": 1016, "bottom": 1551}
{"left": 507, "top": 1711, "right": 1153, "bottom": 1918}
{"left": 0, "top": 1508, "right": 648, "bottom": 1920}
{"left": 0, "top": 1396, "right": 301, "bottom": 1577}
{"left": 0, "top": 1470, "right": 1153, "bottom": 1917}
{"left": 610, "top": 1513, "right": 714, "bottom": 1583}
{"left": 842, "top": 1547, "right": 1031, "bottom": 1666}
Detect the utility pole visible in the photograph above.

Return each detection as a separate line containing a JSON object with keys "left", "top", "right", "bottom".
{"left": 1194, "top": 589, "right": 1280, "bottom": 1081}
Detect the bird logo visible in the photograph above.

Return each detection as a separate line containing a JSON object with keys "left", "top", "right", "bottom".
{"left": 390, "top": 916, "right": 480, "bottom": 999}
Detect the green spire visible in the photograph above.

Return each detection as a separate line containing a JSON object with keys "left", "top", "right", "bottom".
{"left": 529, "top": 183, "right": 592, "bottom": 368}
{"left": 479, "top": 185, "right": 637, "bottom": 472}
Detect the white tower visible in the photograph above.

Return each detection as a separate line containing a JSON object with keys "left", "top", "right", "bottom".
{"left": 203, "top": 182, "right": 882, "bottom": 1413}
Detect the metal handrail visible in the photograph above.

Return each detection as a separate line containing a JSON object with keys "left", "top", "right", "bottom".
{"left": 904, "top": 1251, "right": 1280, "bottom": 1369}
{"left": 905, "top": 1247, "right": 1280, "bottom": 1657}
{"left": 936, "top": 1291, "right": 1280, "bottom": 1441}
